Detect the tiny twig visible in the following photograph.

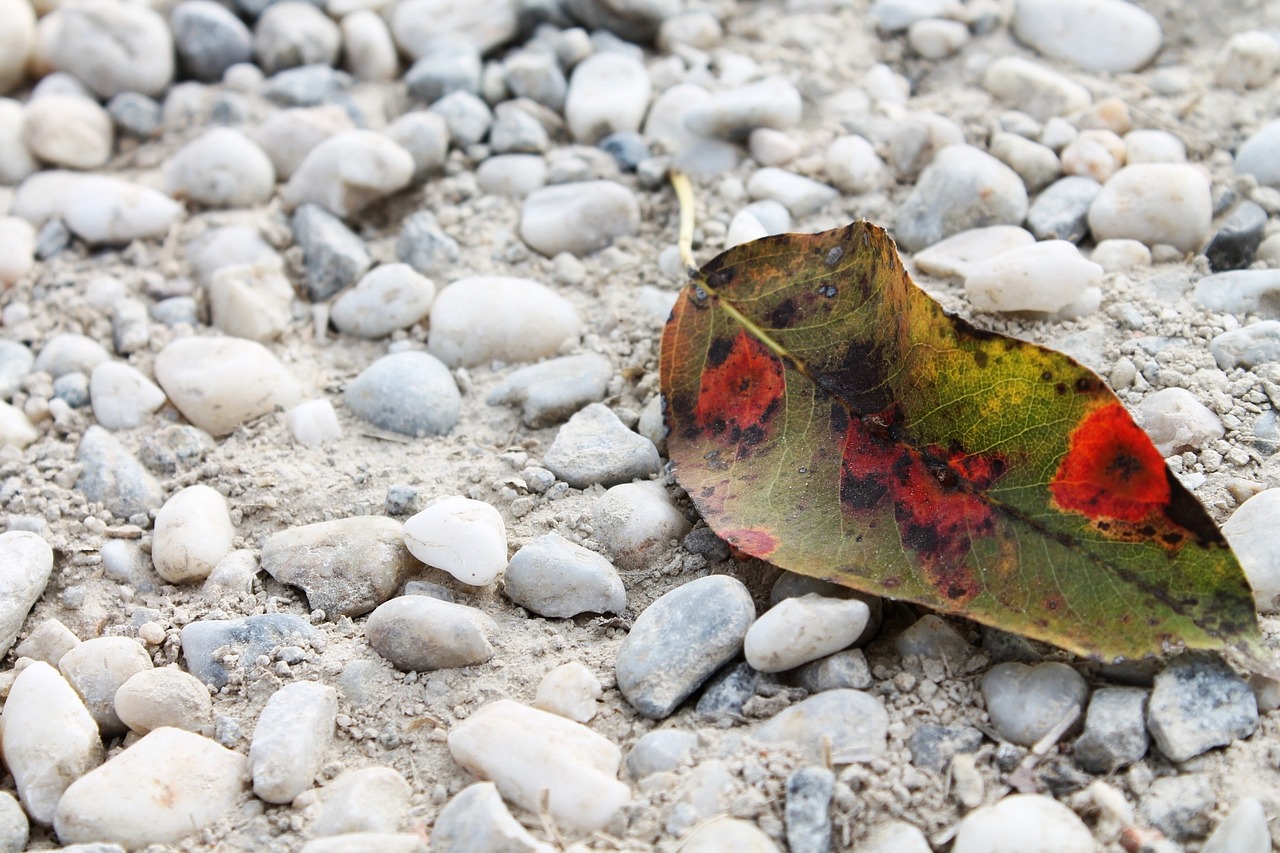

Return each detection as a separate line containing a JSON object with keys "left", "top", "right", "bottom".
{"left": 670, "top": 170, "right": 696, "bottom": 272}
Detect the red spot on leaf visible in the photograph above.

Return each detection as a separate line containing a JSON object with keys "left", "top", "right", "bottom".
{"left": 693, "top": 330, "right": 785, "bottom": 450}
{"left": 722, "top": 527, "right": 779, "bottom": 558}
{"left": 1050, "top": 402, "right": 1170, "bottom": 523}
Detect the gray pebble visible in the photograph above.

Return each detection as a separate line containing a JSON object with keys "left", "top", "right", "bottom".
{"left": 755, "top": 689, "right": 889, "bottom": 763}
{"left": 35, "top": 333, "right": 110, "bottom": 378}
{"left": 248, "top": 681, "right": 337, "bottom": 804}
{"left": 1138, "top": 774, "right": 1215, "bottom": 841}
{"left": 261, "top": 65, "right": 353, "bottom": 107}
{"left": 429, "top": 90, "right": 493, "bottom": 146}
{"left": 431, "top": 781, "right": 551, "bottom": 853}
{"left": 982, "top": 661, "right": 1089, "bottom": 747}
{"left": 1235, "top": 119, "right": 1280, "bottom": 189}
{"left": 170, "top": 0, "right": 252, "bottom": 83}
{"left": 616, "top": 574, "right": 756, "bottom": 719}
{"left": 35, "top": 218, "right": 70, "bottom": 261}
{"left": 1147, "top": 654, "right": 1258, "bottom": 762}
{"left": 1194, "top": 269, "right": 1280, "bottom": 318}
{"left": 343, "top": 351, "right": 460, "bottom": 438}
{"left": 75, "top": 426, "right": 163, "bottom": 520}
{"left": 395, "top": 211, "right": 460, "bottom": 276}
{"left": 53, "top": 372, "right": 89, "bottom": 408}
{"left": 684, "top": 77, "right": 803, "bottom": 140}
{"left": 599, "top": 131, "right": 650, "bottom": 172}
{"left": 181, "top": 614, "right": 315, "bottom": 688}
{"left": 112, "top": 299, "right": 150, "bottom": 355}
{"left": 14, "top": 618, "right": 79, "bottom": 666}
{"left": 405, "top": 40, "right": 482, "bottom": 104}
{"left": 894, "top": 145, "right": 1030, "bottom": 252}
{"left": 106, "top": 93, "right": 161, "bottom": 138}
{"left": 1026, "top": 176, "right": 1102, "bottom": 243}
{"left": 365, "top": 595, "right": 495, "bottom": 671}
{"left": 543, "top": 403, "right": 660, "bottom": 488}
{"left": 0, "top": 341, "right": 31, "bottom": 400}
{"left": 503, "top": 50, "right": 567, "bottom": 112}
{"left": 1210, "top": 321, "right": 1280, "bottom": 370}
{"left": 138, "top": 424, "right": 214, "bottom": 474}
{"left": 476, "top": 154, "right": 548, "bottom": 196}
{"left": 486, "top": 353, "right": 612, "bottom": 427}
{"left": 1206, "top": 201, "right": 1268, "bottom": 272}
{"left": 100, "top": 540, "right": 158, "bottom": 592}
{"left": 292, "top": 204, "right": 372, "bottom": 302}
{"left": 625, "top": 729, "right": 698, "bottom": 778}
{"left": 561, "top": 0, "right": 677, "bottom": 43}
{"left": 214, "top": 714, "right": 242, "bottom": 747}
{"left": 747, "top": 168, "right": 838, "bottom": 217}
{"left": 503, "top": 532, "right": 625, "bottom": 617}
{"left": 385, "top": 111, "right": 450, "bottom": 182}
{"left": 907, "top": 724, "right": 984, "bottom": 772}
{"left": 895, "top": 614, "right": 974, "bottom": 662}
{"left": 696, "top": 660, "right": 768, "bottom": 719}
{"left": 794, "top": 648, "right": 872, "bottom": 693}
{"left": 683, "top": 526, "right": 730, "bottom": 562}
{"left": 1073, "top": 686, "right": 1149, "bottom": 772}
{"left": 385, "top": 484, "right": 419, "bottom": 515}
{"left": 519, "top": 180, "right": 640, "bottom": 257}
{"left": 490, "top": 104, "right": 550, "bottom": 154}
{"left": 785, "top": 766, "right": 834, "bottom": 853}
{"left": 981, "top": 626, "right": 1045, "bottom": 663}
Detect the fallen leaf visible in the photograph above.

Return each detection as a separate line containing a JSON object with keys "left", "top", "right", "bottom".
{"left": 659, "top": 221, "right": 1259, "bottom": 662}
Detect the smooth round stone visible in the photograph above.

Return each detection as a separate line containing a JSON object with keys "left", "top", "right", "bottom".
{"left": 1203, "top": 798, "right": 1270, "bottom": 853}
{"left": 382, "top": 112, "right": 448, "bottom": 183}
{"left": 868, "top": 0, "right": 951, "bottom": 31}
{"left": 58, "top": 636, "right": 153, "bottom": 737}
{"left": 825, "top": 134, "right": 889, "bottom": 195}
{"left": 0, "top": 100, "right": 38, "bottom": 184}
{"left": 447, "top": 700, "right": 629, "bottom": 834}
{"left": 656, "top": 10, "right": 722, "bottom": 51}
{"left": 747, "top": 168, "right": 838, "bottom": 217}
{"left": 476, "top": 154, "right": 548, "bottom": 197}
{"left": 53, "top": 728, "right": 246, "bottom": 848}
{"left": 990, "top": 132, "right": 1061, "bottom": 192}
{"left": 260, "top": 516, "right": 414, "bottom": 618}
{"left": 21, "top": 95, "right": 113, "bottom": 170}
{"left": 403, "top": 496, "right": 507, "bottom": 585}
{"left": 908, "top": 17, "right": 969, "bottom": 58}
{"left": 1135, "top": 387, "right": 1223, "bottom": 456}
{"left": 490, "top": 103, "right": 550, "bottom": 155}
{"left": 626, "top": 730, "right": 697, "bottom": 778}
{"left": 913, "top": 225, "right": 1035, "bottom": 280}
{"left": 755, "top": 689, "right": 888, "bottom": 764}
{"left": 534, "top": 661, "right": 603, "bottom": 723}
{"left": 59, "top": 176, "right": 183, "bottom": 246}
{"left": 34, "top": 332, "right": 109, "bottom": 378}
{"left": 1124, "top": 129, "right": 1186, "bottom": 164}
{"left": 429, "top": 91, "right": 493, "bottom": 147}
{"left": 1060, "top": 129, "right": 1124, "bottom": 183}
{"left": 1223, "top": 489, "right": 1280, "bottom": 613}
{"left": 0, "top": 791, "right": 27, "bottom": 853}
{"left": 0, "top": 531, "right": 53, "bottom": 657}
{"left": 1073, "top": 686, "right": 1150, "bottom": 772}
{"left": 1026, "top": 176, "right": 1102, "bottom": 243}
{"left": 726, "top": 210, "right": 767, "bottom": 248}
{"left": 152, "top": 485, "right": 234, "bottom": 584}
{"left": 684, "top": 819, "right": 779, "bottom": 852}
{"left": 170, "top": 0, "right": 252, "bottom": 83}
{"left": 186, "top": 224, "right": 280, "bottom": 284}
{"left": 249, "top": 681, "right": 337, "bottom": 804}
{"left": 1013, "top": 0, "right": 1161, "bottom": 73}
{"left": 684, "top": 77, "right": 803, "bottom": 140}
{"left": 47, "top": 1, "right": 174, "bottom": 98}
{"left": 883, "top": 110, "right": 964, "bottom": 181}
{"left": 896, "top": 614, "right": 974, "bottom": 662}
{"left": 427, "top": 276, "right": 582, "bottom": 368}
{"left": 1091, "top": 238, "right": 1151, "bottom": 271}
{"left": 952, "top": 794, "right": 1094, "bottom": 853}
{"left": 0, "top": 216, "right": 34, "bottom": 285}
{"left": 744, "top": 594, "right": 871, "bottom": 673}
{"left": 1211, "top": 321, "right": 1280, "bottom": 370}
{"left": 366, "top": 595, "right": 496, "bottom": 671}
{"left": 165, "top": 127, "right": 275, "bottom": 209}
{"left": 332, "top": 264, "right": 435, "bottom": 339}
{"left": 857, "top": 821, "right": 931, "bottom": 853}
{"left": 1195, "top": 270, "right": 1280, "bottom": 318}
{"left": 965, "top": 239, "right": 1102, "bottom": 316}
{"left": 342, "top": 10, "right": 398, "bottom": 82}
{"left": 520, "top": 180, "right": 640, "bottom": 257}
{"left": 2, "top": 661, "right": 103, "bottom": 825}
{"left": 0, "top": 340, "right": 32, "bottom": 400}
{"left": 283, "top": 130, "right": 414, "bottom": 219}
{"left": 502, "top": 50, "right": 564, "bottom": 111}
{"left": 592, "top": 480, "right": 691, "bottom": 569}
{"left": 503, "top": 532, "right": 626, "bottom": 617}
{"left": 313, "top": 767, "right": 411, "bottom": 837}
{"left": 344, "top": 351, "right": 460, "bottom": 438}
{"left": 75, "top": 425, "right": 163, "bottom": 519}
{"left": 982, "top": 57, "right": 1092, "bottom": 121}
{"left": 543, "top": 403, "right": 661, "bottom": 489}
{"left": 894, "top": 145, "right": 1029, "bottom": 252}
{"left": 0, "top": 400, "right": 37, "bottom": 448}
{"left": 1206, "top": 201, "right": 1268, "bottom": 272}
{"left": 89, "top": 361, "right": 166, "bottom": 430}
{"left": 1087, "top": 164, "right": 1211, "bottom": 252}
{"left": 486, "top": 353, "right": 612, "bottom": 428}
{"left": 259, "top": 63, "right": 352, "bottom": 107}
{"left": 982, "top": 661, "right": 1089, "bottom": 746}
{"left": 615, "top": 574, "right": 756, "bottom": 719}
{"left": 1235, "top": 119, "right": 1280, "bottom": 188}
{"left": 1214, "top": 30, "right": 1279, "bottom": 90}
{"left": 390, "top": 0, "right": 518, "bottom": 58}
{"left": 405, "top": 39, "right": 481, "bottom": 103}
{"left": 253, "top": 2, "right": 340, "bottom": 75}
{"left": 564, "top": 52, "right": 650, "bottom": 143}
{"left": 154, "top": 337, "right": 302, "bottom": 436}
{"left": 0, "top": 0, "right": 34, "bottom": 95}
{"left": 114, "top": 666, "right": 214, "bottom": 735}
{"left": 251, "top": 105, "right": 355, "bottom": 181}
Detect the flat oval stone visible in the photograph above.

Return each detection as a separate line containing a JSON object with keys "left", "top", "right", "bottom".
{"left": 248, "top": 681, "right": 337, "bottom": 804}
{"left": 1013, "top": 0, "right": 1161, "bottom": 73}
{"left": 743, "top": 594, "right": 871, "bottom": 673}
{"left": 343, "top": 351, "right": 460, "bottom": 438}
{"left": 981, "top": 661, "right": 1090, "bottom": 746}
{"left": 427, "top": 276, "right": 582, "bottom": 368}
{"left": 519, "top": 180, "right": 640, "bottom": 257}
{"left": 754, "top": 689, "right": 888, "bottom": 763}
{"left": 0, "top": 531, "right": 53, "bottom": 657}
{"left": 503, "top": 533, "right": 625, "bottom": 617}
{"left": 152, "top": 484, "right": 235, "bottom": 584}
{"left": 952, "top": 794, "right": 1094, "bottom": 853}
{"left": 366, "top": 595, "right": 496, "bottom": 671}
{"left": 154, "top": 336, "right": 303, "bottom": 436}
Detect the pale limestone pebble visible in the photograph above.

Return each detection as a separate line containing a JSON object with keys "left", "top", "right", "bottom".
{"left": 657, "top": 10, "right": 723, "bottom": 52}
{"left": 249, "top": 681, "right": 337, "bottom": 803}
{"left": 1091, "top": 238, "right": 1150, "bottom": 271}
{"left": 683, "top": 819, "right": 780, "bottom": 852}
{"left": 303, "top": 834, "right": 427, "bottom": 853}
{"left": 1235, "top": 120, "right": 1280, "bottom": 188}
{"left": 912, "top": 225, "right": 1035, "bottom": 280}
{"left": 21, "top": 95, "right": 114, "bottom": 170}
{"left": 53, "top": 728, "right": 246, "bottom": 848}
{"left": 0, "top": 792, "right": 27, "bottom": 853}
{"left": 186, "top": 225, "right": 280, "bottom": 285}
{"left": 965, "top": 240, "right": 1103, "bottom": 316}
{"left": 251, "top": 105, "right": 356, "bottom": 181}
{"left": 854, "top": 820, "right": 932, "bottom": 853}
{"left": 503, "top": 533, "right": 626, "bottom": 617}
{"left": 0, "top": 216, "right": 34, "bottom": 285}
{"left": 643, "top": 82, "right": 713, "bottom": 152}
{"left": 14, "top": 617, "right": 78, "bottom": 666}
{"left": 726, "top": 209, "right": 768, "bottom": 247}
{"left": 1223, "top": 489, "right": 1280, "bottom": 613}
{"left": 1202, "top": 798, "right": 1270, "bottom": 853}
{"left": 896, "top": 614, "right": 974, "bottom": 661}
{"left": 286, "top": 399, "right": 342, "bottom": 447}
{"left": 868, "top": 0, "right": 954, "bottom": 32}
{"left": 253, "top": 1, "right": 340, "bottom": 75}
{"left": 684, "top": 77, "right": 803, "bottom": 140}
{"left": 637, "top": 394, "right": 665, "bottom": 454}
{"left": 366, "top": 595, "right": 496, "bottom": 671}
{"left": 432, "top": 781, "right": 553, "bottom": 853}
{"left": 863, "top": 62, "right": 910, "bottom": 105}
{"left": 261, "top": 516, "right": 415, "bottom": 618}
{"left": 626, "top": 730, "right": 697, "bottom": 778}
{"left": 747, "top": 168, "right": 837, "bottom": 217}
{"left": 907, "top": 17, "right": 968, "bottom": 58}
{"left": 1135, "top": 387, "right": 1224, "bottom": 457}
{"left": 384, "top": 111, "right": 450, "bottom": 182}
{"left": 0, "top": 340, "right": 32, "bottom": 401}
{"left": 427, "top": 276, "right": 582, "bottom": 368}
{"left": 1211, "top": 321, "right": 1280, "bottom": 370}
{"left": 534, "top": 662, "right": 603, "bottom": 723}
{"left": 544, "top": 403, "right": 661, "bottom": 489}
{"left": 746, "top": 128, "right": 798, "bottom": 167}
{"left": 487, "top": 353, "right": 611, "bottom": 428}
{"left": 1215, "top": 30, "right": 1280, "bottom": 90}
{"left": 429, "top": 91, "right": 493, "bottom": 147}
{"left": 58, "top": 636, "right": 153, "bottom": 737}
{"left": 89, "top": 361, "right": 167, "bottom": 430}
{"left": 894, "top": 145, "right": 1029, "bottom": 252}
{"left": 76, "top": 425, "right": 163, "bottom": 519}
{"left": 0, "top": 0, "right": 34, "bottom": 95}
{"left": 114, "top": 666, "right": 214, "bottom": 735}
{"left": 1195, "top": 270, "right": 1280, "bottom": 318}
{"left": 0, "top": 403, "right": 41, "bottom": 448}
{"left": 202, "top": 548, "right": 259, "bottom": 598}
{"left": 952, "top": 794, "right": 1094, "bottom": 853}
{"left": 825, "top": 134, "right": 889, "bottom": 195}
{"left": 744, "top": 595, "right": 871, "bottom": 674}
{"left": 313, "top": 767, "right": 411, "bottom": 836}
{"left": 1123, "top": 129, "right": 1186, "bottom": 164}
{"left": 448, "top": 699, "right": 629, "bottom": 833}
{"left": 46, "top": 1, "right": 174, "bottom": 98}
{"left": 982, "top": 57, "right": 1091, "bottom": 122}
{"left": 989, "top": 132, "right": 1060, "bottom": 192}
{"left": 1012, "top": 0, "right": 1161, "bottom": 73}
{"left": 209, "top": 258, "right": 294, "bottom": 342}
{"left": 981, "top": 661, "right": 1089, "bottom": 746}
{"left": 390, "top": 0, "right": 518, "bottom": 59}
{"left": 520, "top": 180, "right": 640, "bottom": 257}
{"left": 403, "top": 497, "right": 506, "bottom": 585}
{"left": 58, "top": 176, "right": 182, "bottom": 245}
{"left": 0, "top": 100, "right": 38, "bottom": 185}
{"left": 754, "top": 689, "right": 888, "bottom": 764}
{"left": 165, "top": 127, "right": 275, "bottom": 208}
{"left": 152, "top": 485, "right": 234, "bottom": 584}
{"left": 344, "top": 350, "right": 461, "bottom": 437}
{"left": 1060, "top": 129, "right": 1125, "bottom": 183}
{"left": 592, "top": 480, "right": 690, "bottom": 570}
{"left": 154, "top": 336, "right": 303, "bottom": 437}
{"left": 564, "top": 52, "right": 650, "bottom": 143}
{"left": 341, "top": 10, "right": 399, "bottom": 82}
{"left": 331, "top": 264, "right": 435, "bottom": 339}
{"left": 282, "top": 130, "right": 414, "bottom": 219}
{"left": 884, "top": 110, "right": 965, "bottom": 181}
{"left": 1087, "top": 164, "right": 1212, "bottom": 252}
{"left": 35, "top": 332, "right": 110, "bottom": 378}
{"left": 1, "top": 661, "right": 103, "bottom": 824}
{"left": 0, "top": 531, "right": 53, "bottom": 656}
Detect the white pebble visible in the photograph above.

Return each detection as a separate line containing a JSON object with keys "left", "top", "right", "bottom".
{"left": 1060, "top": 129, "right": 1125, "bottom": 183}
{"left": 1202, "top": 797, "right": 1271, "bottom": 853}
{"left": 152, "top": 484, "right": 235, "bottom": 584}
{"left": 476, "top": 154, "right": 548, "bottom": 197}
{"left": 427, "top": 276, "right": 581, "bottom": 367}
{"left": 1012, "top": 0, "right": 1162, "bottom": 73}
{"left": 0, "top": 0, "right": 34, "bottom": 95}
{"left": 0, "top": 216, "right": 34, "bottom": 285}
{"left": 0, "top": 100, "right": 39, "bottom": 185}
{"left": 1087, "top": 163, "right": 1212, "bottom": 252}
{"left": 1135, "top": 387, "right": 1224, "bottom": 456}
{"left": 250, "top": 105, "right": 355, "bottom": 181}
{"left": 965, "top": 240, "right": 1103, "bottom": 316}
{"left": 1123, "top": 129, "right": 1186, "bottom": 164}
{"left": 249, "top": 681, "right": 337, "bottom": 804}
{"left": 990, "top": 132, "right": 1061, "bottom": 192}
{"left": 283, "top": 130, "right": 414, "bottom": 219}
{"left": 912, "top": 225, "right": 1035, "bottom": 279}
{"left": 519, "top": 180, "right": 640, "bottom": 257}
{"left": 14, "top": 618, "right": 78, "bottom": 666}
{"left": 1215, "top": 31, "right": 1280, "bottom": 91}
{"left": 403, "top": 496, "right": 507, "bottom": 585}
{"left": 21, "top": 94, "right": 113, "bottom": 170}
{"left": 165, "top": 127, "right": 275, "bottom": 208}
{"left": 341, "top": 10, "right": 399, "bottom": 82}
{"left": 907, "top": 18, "right": 969, "bottom": 59}
{"left": 1222, "top": 489, "right": 1280, "bottom": 614}
{"left": 209, "top": 258, "right": 294, "bottom": 342}
{"left": 286, "top": 399, "right": 342, "bottom": 447}
{"left": 89, "top": 361, "right": 167, "bottom": 430}
{"left": 534, "top": 662, "right": 603, "bottom": 723}
{"left": 592, "top": 481, "right": 692, "bottom": 570}
{"left": 114, "top": 666, "right": 214, "bottom": 735}
{"left": 744, "top": 594, "right": 871, "bottom": 673}
{"left": 58, "top": 635, "right": 153, "bottom": 737}
{"left": 0, "top": 530, "right": 53, "bottom": 656}
{"left": 981, "top": 661, "right": 1089, "bottom": 746}
{"left": 983, "top": 57, "right": 1091, "bottom": 121}
{"left": 747, "top": 167, "right": 838, "bottom": 217}
{"left": 313, "top": 767, "right": 412, "bottom": 836}
{"left": 748, "top": 128, "right": 799, "bottom": 167}
{"left": 1091, "top": 238, "right": 1151, "bottom": 271}
{"left": 366, "top": 595, "right": 496, "bottom": 671}
{"left": 952, "top": 794, "right": 1094, "bottom": 853}
{"left": 154, "top": 336, "right": 303, "bottom": 436}
{"left": 825, "top": 134, "right": 889, "bottom": 195}
{"left": 726, "top": 209, "right": 768, "bottom": 248}
{"left": 47, "top": 174, "right": 182, "bottom": 246}
{"left": 565, "top": 52, "right": 651, "bottom": 143}
{"left": 46, "top": 0, "right": 174, "bottom": 98}
{"left": 253, "top": 1, "right": 340, "bottom": 75}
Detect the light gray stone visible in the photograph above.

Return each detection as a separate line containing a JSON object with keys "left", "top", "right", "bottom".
{"left": 544, "top": 403, "right": 660, "bottom": 488}
{"left": 503, "top": 533, "right": 626, "bottom": 617}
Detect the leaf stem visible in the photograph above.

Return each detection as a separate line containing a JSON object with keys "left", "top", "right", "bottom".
{"left": 670, "top": 170, "right": 696, "bottom": 272}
